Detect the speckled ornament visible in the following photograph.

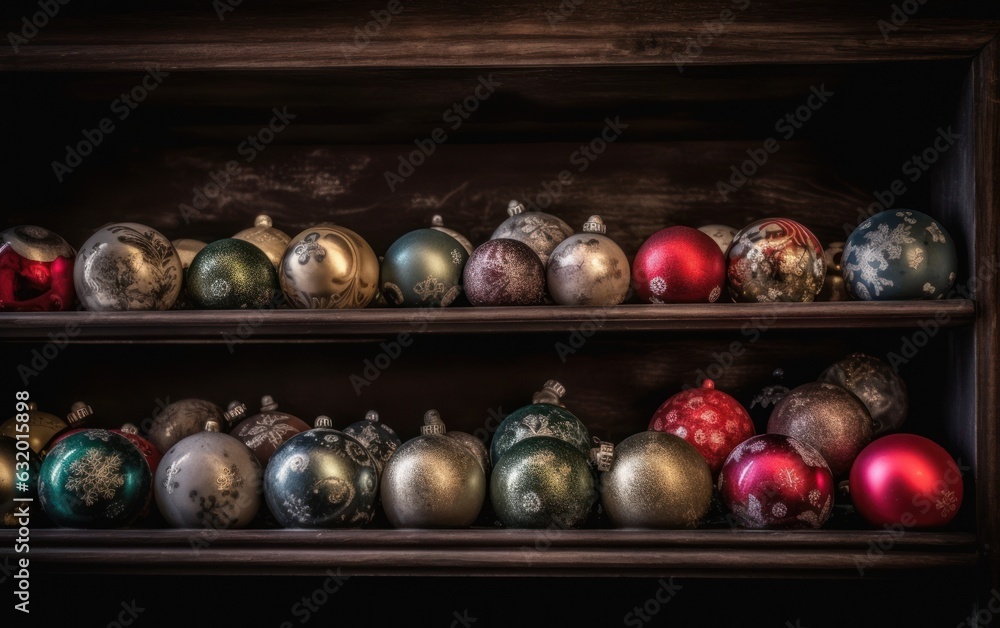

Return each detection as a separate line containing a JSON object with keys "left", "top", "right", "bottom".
{"left": 380, "top": 228, "right": 468, "bottom": 307}
{"left": 0, "top": 436, "right": 40, "bottom": 527}
{"left": 547, "top": 216, "right": 630, "bottom": 306}
{"left": 697, "top": 224, "right": 739, "bottom": 254}
{"left": 233, "top": 214, "right": 291, "bottom": 269}
{"left": 147, "top": 399, "right": 225, "bottom": 454}
{"left": 187, "top": 238, "right": 278, "bottom": 309}
{"left": 342, "top": 410, "right": 402, "bottom": 474}
{"left": 490, "top": 380, "right": 590, "bottom": 465}
{"left": 423, "top": 410, "right": 490, "bottom": 476}
{"left": 718, "top": 433, "right": 834, "bottom": 529}
{"left": 767, "top": 382, "right": 873, "bottom": 477}
{"left": 74, "top": 222, "right": 182, "bottom": 311}
{"left": 155, "top": 420, "right": 262, "bottom": 529}
{"left": 632, "top": 226, "right": 726, "bottom": 303}
{"left": 1, "top": 402, "right": 71, "bottom": 456}
{"left": 843, "top": 210, "right": 957, "bottom": 300}
{"left": 431, "top": 215, "right": 474, "bottom": 255}
{"left": 0, "top": 225, "right": 76, "bottom": 311}
{"left": 726, "top": 218, "right": 825, "bottom": 303}
{"left": 171, "top": 238, "right": 207, "bottom": 310}
{"left": 817, "top": 241, "right": 850, "bottom": 301}
{"left": 490, "top": 200, "right": 573, "bottom": 266}
{"left": 464, "top": 239, "right": 546, "bottom": 306}
{"left": 818, "top": 354, "right": 908, "bottom": 436}
{"left": 280, "top": 223, "right": 380, "bottom": 309}
{"left": 228, "top": 396, "right": 311, "bottom": 467}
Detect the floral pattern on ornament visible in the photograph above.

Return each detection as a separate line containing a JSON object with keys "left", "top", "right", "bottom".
{"left": 65, "top": 449, "right": 124, "bottom": 506}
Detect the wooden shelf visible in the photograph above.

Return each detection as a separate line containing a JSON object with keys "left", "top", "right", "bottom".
{"left": 0, "top": 301, "right": 975, "bottom": 341}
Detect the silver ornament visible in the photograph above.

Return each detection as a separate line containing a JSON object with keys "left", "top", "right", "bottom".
{"left": 430, "top": 215, "right": 474, "bottom": 255}
{"left": 490, "top": 200, "right": 573, "bottom": 266}
{"left": 818, "top": 353, "right": 908, "bottom": 436}
{"left": 422, "top": 409, "right": 490, "bottom": 476}
{"left": 546, "top": 215, "right": 630, "bottom": 306}
{"left": 147, "top": 399, "right": 225, "bottom": 454}
{"left": 280, "top": 223, "right": 380, "bottom": 309}
{"left": 233, "top": 214, "right": 292, "bottom": 269}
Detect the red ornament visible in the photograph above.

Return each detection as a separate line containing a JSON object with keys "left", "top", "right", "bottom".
{"left": 648, "top": 379, "right": 754, "bottom": 475}
{"left": 632, "top": 226, "right": 725, "bottom": 303}
{"left": 718, "top": 434, "right": 834, "bottom": 529}
{"left": 849, "top": 434, "right": 963, "bottom": 528}
{"left": 0, "top": 226, "right": 76, "bottom": 312}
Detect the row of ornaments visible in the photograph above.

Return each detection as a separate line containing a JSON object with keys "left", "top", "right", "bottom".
{"left": 0, "top": 205, "right": 958, "bottom": 312}
{"left": 3, "top": 355, "right": 963, "bottom": 531}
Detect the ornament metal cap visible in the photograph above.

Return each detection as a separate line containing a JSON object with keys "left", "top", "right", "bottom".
{"left": 66, "top": 401, "right": 93, "bottom": 425}
{"left": 364, "top": 410, "right": 380, "bottom": 423}
{"left": 254, "top": 214, "right": 273, "bottom": 228}
{"left": 260, "top": 395, "right": 279, "bottom": 412}
{"left": 204, "top": 420, "right": 221, "bottom": 433}
{"left": 224, "top": 401, "right": 248, "bottom": 425}
{"left": 532, "top": 380, "right": 566, "bottom": 407}
{"left": 431, "top": 215, "right": 445, "bottom": 227}
{"left": 421, "top": 409, "right": 446, "bottom": 435}
{"left": 314, "top": 415, "right": 333, "bottom": 429}
{"left": 590, "top": 437, "right": 614, "bottom": 472}
{"left": 507, "top": 200, "right": 526, "bottom": 217}
{"left": 120, "top": 423, "right": 139, "bottom": 435}
{"left": 582, "top": 216, "right": 606, "bottom": 234}
{"left": 27, "top": 402, "right": 37, "bottom": 411}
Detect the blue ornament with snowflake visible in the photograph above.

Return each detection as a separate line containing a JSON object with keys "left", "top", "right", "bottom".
{"left": 842, "top": 210, "right": 957, "bottom": 300}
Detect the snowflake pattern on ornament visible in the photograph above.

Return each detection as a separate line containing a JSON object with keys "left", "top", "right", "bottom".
{"left": 771, "top": 502, "right": 788, "bottom": 518}
{"left": 282, "top": 494, "right": 313, "bottom": 523}
{"left": 843, "top": 221, "right": 916, "bottom": 297}
{"left": 787, "top": 438, "right": 828, "bottom": 469}
{"left": 907, "top": 247, "right": 925, "bottom": 269}
{"left": 450, "top": 249, "right": 463, "bottom": 265}
{"left": 649, "top": 276, "right": 667, "bottom": 296}
{"left": 923, "top": 282, "right": 936, "bottom": 295}
{"left": 65, "top": 449, "right": 125, "bottom": 506}
{"left": 522, "top": 492, "right": 542, "bottom": 513}
{"left": 709, "top": 286, "right": 722, "bottom": 303}
{"left": 935, "top": 489, "right": 958, "bottom": 517}
{"left": 83, "top": 430, "right": 114, "bottom": 442}
{"left": 777, "top": 467, "right": 801, "bottom": 490}
{"left": 241, "top": 416, "right": 301, "bottom": 449}
{"left": 925, "top": 222, "right": 947, "bottom": 243}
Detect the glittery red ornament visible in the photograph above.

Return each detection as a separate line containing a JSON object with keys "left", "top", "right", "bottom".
{"left": 463, "top": 239, "right": 545, "bottom": 306}
{"left": 849, "top": 434, "right": 963, "bottom": 528}
{"left": 718, "top": 434, "right": 834, "bottom": 529}
{"left": 0, "top": 226, "right": 76, "bottom": 312}
{"left": 632, "top": 226, "right": 726, "bottom": 303}
{"left": 648, "top": 379, "right": 755, "bottom": 475}
{"left": 113, "top": 424, "right": 162, "bottom": 475}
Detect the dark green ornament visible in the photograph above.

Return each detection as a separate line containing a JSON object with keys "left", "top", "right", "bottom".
{"left": 187, "top": 238, "right": 278, "bottom": 309}
{"left": 491, "top": 436, "right": 596, "bottom": 529}
{"left": 38, "top": 430, "right": 152, "bottom": 528}
{"left": 490, "top": 381, "right": 590, "bottom": 465}
{"left": 380, "top": 229, "right": 468, "bottom": 307}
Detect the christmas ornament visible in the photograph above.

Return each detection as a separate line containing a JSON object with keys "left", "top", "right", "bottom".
{"left": 726, "top": 218, "right": 825, "bottom": 303}
{"left": 843, "top": 210, "right": 957, "bottom": 300}
{"left": 430, "top": 215, "right": 473, "bottom": 255}
{"left": 849, "top": 434, "right": 963, "bottom": 527}
{"left": 155, "top": 420, "right": 262, "bottom": 529}
{"left": 0, "top": 225, "right": 75, "bottom": 311}
{"left": 147, "top": 398, "right": 225, "bottom": 454}
{"left": 697, "top": 224, "right": 738, "bottom": 254}
{"left": 0, "top": 436, "right": 40, "bottom": 527}
{"left": 547, "top": 216, "right": 630, "bottom": 306}
{"left": 381, "top": 411, "right": 486, "bottom": 528}
{"left": 380, "top": 228, "right": 468, "bottom": 307}
{"left": 748, "top": 368, "right": 790, "bottom": 426}
{"left": 491, "top": 436, "right": 596, "bottom": 529}
{"left": 264, "top": 416, "right": 378, "bottom": 528}
{"left": 718, "top": 434, "right": 834, "bottom": 529}
{"left": 463, "top": 239, "right": 546, "bottom": 306}
{"left": 648, "top": 379, "right": 755, "bottom": 475}
{"left": 39, "top": 430, "right": 152, "bottom": 528}
{"left": 41, "top": 402, "right": 97, "bottom": 455}
{"left": 342, "top": 410, "right": 401, "bottom": 474}
{"left": 233, "top": 214, "right": 291, "bottom": 269}
{"left": 280, "top": 223, "right": 379, "bottom": 309}
{"left": 632, "top": 226, "right": 726, "bottom": 303}
{"left": 1, "top": 402, "right": 77, "bottom": 456}
{"left": 490, "top": 380, "right": 590, "bottom": 465}
{"left": 171, "top": 238, "right": 207, "bottom": 310}
{"left": 596, "top": 432, "right": 713, "bottom": 528}
{"left": 819, "top": 353, "right": 908, "bottom": 436}
{"left": 490, "top": 200, "right": 573, "bottom": 266}
{"left": 424, "top": 410, "right": 491, "bottom": 476}
{"left": 228, "top": 396, "right": 310, "bottom": 467}
{"left": 187, "top": 238, "right": 278, "bottom": 309}
{"left": 817, "top": 241, "right": 849, "bottom": 301}
{"left": 114, "top": 424, "right": 162, "bottom": 474}
{"left": 767, "top": 382, "right": 873, "bottom": 476}
{"left": 74, "top": 222, "right": 182, "bottom": 310}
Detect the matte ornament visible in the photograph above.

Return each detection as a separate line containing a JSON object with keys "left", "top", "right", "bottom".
{"left": 490, "top": 381, "right": 590, "bottom": 465}
{"left": 0, "top": 225, "right": 76, "bottom": 311}
{"left": 0, "top": 436, "right": 40, "bottom": 527}
{"left": 632, "top": 226, "right": 726, "bottom": 303}
{"left": 598, "top": 432, "right": 713, "bottom": 528}
{"left": 229, "top": 396, "right": 310, "bottom": 467}
{"left": 843, "top": 210, "right": 957, "bottom": 300}
{"left": 342, "top": 410, "right": 402, "bottom": 474}
{"left": 381, "top": 228, "right": 468, "bottom": 307}
{"left": 849, "top": 434, "right": 963, "bottom": 527}
{"left": 233, "top": 214, "right": 291, "bottom": 269}
{"left": 818, "top": 353, "right": 908, "bottom": 436}
{"left": 648, "top": 379, "right": 755, "bottom": 475}
{"left": 718, "top": 434, "right": 834, "bottom": 529}
{"left": 547, "top": 215, "right": 630, "bottom": 306}
{"left": 697, "top": 224, "right": 738, "bottom": 254}
{"left": 431, "top": 215, "right": 474, "bottom": 255}
{"left": 464, "top": 239, "right": 546, "bottom": 306}
{"left": 280, "top": 223, "right": 380, "bottom": 309}
{"left": 767, "top": 382, "right": 873, "bottom": 477}
{"left": 726, "top": 218, "right": 825, "bottom": 303}
{"left": 74, "top": 222, "right": 182, "bottom": 311}
{"left": 0, "top": 402, "right": 68, "bottom": 456}
{"left": 491, "top": 436, "right": 596, "bottom": 529}
{"left": 147, "top": 399, "right": 225, "bottom": 454}
{"left": 39, "top": 430, "right": 152, "bottom": 528}
{"left": 490, "top": 200, "right": 573, "bottom": 266}
{"left": 187, "top": 238, "right": 278, "bottom": 309}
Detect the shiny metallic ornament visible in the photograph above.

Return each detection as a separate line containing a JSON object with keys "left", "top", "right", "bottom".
{"left": 381, "top": 411, "right": 486, "bottom": 528}
{"left": 843, "top": 209, "right": 957, "bottom": 300}
{"left": 423, "top": 410, "right": 490, "bottom": 476}
{"left": 155, "top": 420, "right": 262, "bottom": 529}
{"left": 726, "top": 218, "right": 825, "bottom": 303}
{"left": 1, "top": 402, "right": 70, "bottom": 456}
{"left": 0, "top": 436, "right": 40, "bottom": 527}
{"left": 264, "top": 417, "right": 379, "bottom": 528}
{"left": 228, "top": 396, "right": 310, "bottom": 467}
{"left": 39, "top": 430, "right": 152, "bottom": 528}
{"left": 767, "top": 382, "right": 873, "bottom": 477}
{"left": 491, "top": 436, "right": 596, "bottom": 529}
{"left": 490, "top": 380, "right": 590, "bottom": 465}
{"left": 596, "top": 432, "right": 713, "bottom": 528}
{"left": 632, "top": 226, "right": 726, "bottom": 304}
{"left": 0, "top": 225, "right": 76, "bottom": 311}
{"left": 490, "top": 200, "right": 573, "bottom": 266}
{"left": 430, "top": 215, "right": 473, "bottom": 255}
{"left": 342, "top": 409, "right": 402, "bottom": 474}
{"left": 380, "top": 228, "right": 468, "bottom": 307}
{"left": 40, "top": 401, "right": 97, "bottom": 456}
{"left": 816, "top": 241, "right": 849, "bottom": 301}
{"left": 547, "top": 216, "right": 630, "bottom": 306}
{"left": 233, "top": 214, "right": 291, "bottom": 269}
{"left": 280, "top": 223, "right": 380, "bottom": 309}
{"left": 147, "top": 398, "right": 225, "bottom": 454}
{"left": 74, "top": 222, "right": 182, "bottom": 311}
{"left": 187, "top": 238, "right": 278, "bottom": 309}
{"left": 464, "top": 238, "right": 546, "bottom": 306}
{"left": 818, "top": 353, "right": 908, "bottom": 436}
{"left": 697, "top": 224, "right": 739, "bottom": 254}
{"left": 171, "top": 238, "right": 207, "bottom": 310}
